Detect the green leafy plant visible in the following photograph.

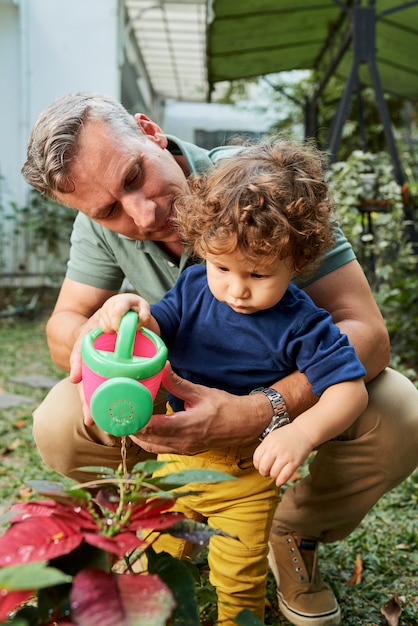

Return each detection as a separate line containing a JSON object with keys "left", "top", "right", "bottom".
{"left": 0, "top": 188, "right": 73, "bottom": 278}
{"left": 327, "top": 150, "right": 405, "bottom": 286}
{"left": 0, "top": 189, "right": 74, "bottom": 317}
{"left": 0, "top": 461, "right": 257, "bottom": 625}
{"left": 327, "top": 149, "right": 404, "bottom": 218}
{"left": 327, "top": 150, "right": 418, "bottom": 376}
{"left": 16, "top": 190, "right": 74, "bottom": 257}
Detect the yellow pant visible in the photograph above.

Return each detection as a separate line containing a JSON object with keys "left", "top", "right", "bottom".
{"left": 152, "top": 443, "right": 280, "bottom": 626}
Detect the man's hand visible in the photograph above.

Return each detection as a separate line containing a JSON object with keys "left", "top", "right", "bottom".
{"left": 76, "top": 380, "right": 95, "bottom": 426}
{"left": 131, "top": 362, "right": 271, "bottom": 454}
{"left": 68, "top": 311, "right": 103, "bottom": 385}
{"left": 66, "top": 312, "right": 104, "bottom": 426}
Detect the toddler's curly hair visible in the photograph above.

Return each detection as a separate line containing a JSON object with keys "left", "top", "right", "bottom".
{"left": 174, "top": 137, "right": 335, "bottom": 274}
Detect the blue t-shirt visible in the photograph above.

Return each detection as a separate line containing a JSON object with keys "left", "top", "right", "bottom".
{"left": 151, "top": 265, "right": 366, "bottom": 411}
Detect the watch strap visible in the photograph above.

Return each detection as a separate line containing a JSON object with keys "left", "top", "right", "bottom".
{"left": 250, "top": 387, "right": 291, "bottom": 440}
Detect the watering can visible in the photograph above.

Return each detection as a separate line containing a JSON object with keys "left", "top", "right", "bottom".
{"left": 81, "top": 310, "right": 168, "bottom": 436}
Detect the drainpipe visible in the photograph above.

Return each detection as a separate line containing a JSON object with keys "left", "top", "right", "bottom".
{"left": 16, "top": 0, "right": 31, "bottom": 206}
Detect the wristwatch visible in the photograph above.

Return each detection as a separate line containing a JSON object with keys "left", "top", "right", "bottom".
{"left": 250, "top": 387, "right": 291, "bottom": 440}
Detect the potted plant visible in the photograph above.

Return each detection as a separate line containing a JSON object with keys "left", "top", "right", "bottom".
{"left": 0, "top": 460, "right": 259, "bottom": 625}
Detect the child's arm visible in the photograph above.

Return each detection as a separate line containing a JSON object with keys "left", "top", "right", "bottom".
{"left": 97, "top": 293, "right": 161, "bottom": 336}
{"left": 253, "top": 379, "right": 368, "bottom": 487}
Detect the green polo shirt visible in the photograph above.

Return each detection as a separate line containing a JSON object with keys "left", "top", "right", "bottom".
{"left": 66, "top": 135, "right": 355, "bottom": 303}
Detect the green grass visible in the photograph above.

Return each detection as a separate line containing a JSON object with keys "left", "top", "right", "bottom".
{"left": 0, "top": 314, "right": 66, "bottom": 514}
{"left": 0, "top": 313, "right": 417, "bottom": 625}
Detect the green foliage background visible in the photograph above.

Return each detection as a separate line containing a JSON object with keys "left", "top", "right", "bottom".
{"left": 327, "top": 150, "right": 418, "bottom": 379}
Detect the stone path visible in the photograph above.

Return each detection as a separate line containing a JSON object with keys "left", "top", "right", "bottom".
{"left": 0, "top": 374, "right": 59, "bottom": 409}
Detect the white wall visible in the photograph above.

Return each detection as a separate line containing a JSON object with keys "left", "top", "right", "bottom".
{"left": 0, "top": 0, "right": 120, "bottom": 210}
{"left": 0, "top": 0, "right": 123, "bottom": 282}
{"left": 0, "top": 0, "right": 21, "bottom": 208}
{"left": 26, "top": 0, "right": 120, "bottom": 117}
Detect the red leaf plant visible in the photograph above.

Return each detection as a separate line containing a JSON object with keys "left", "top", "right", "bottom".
{"left": 0, "top": 460, "right": 234, "bottom": 625}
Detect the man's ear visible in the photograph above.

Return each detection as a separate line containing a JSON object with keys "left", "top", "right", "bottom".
{"left": 134, "top": 113, "right": 168, "bottom": 148}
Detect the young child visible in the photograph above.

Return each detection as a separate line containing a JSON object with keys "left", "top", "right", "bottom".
{"left": 96, "top": 137, "right": 368, "bottom": 625}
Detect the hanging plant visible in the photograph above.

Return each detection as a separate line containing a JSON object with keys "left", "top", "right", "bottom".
{"left": 326, "top": 150, "right": 403, "bottom": 218}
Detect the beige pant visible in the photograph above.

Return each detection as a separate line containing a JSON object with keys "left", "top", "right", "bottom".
{"left": 33, "top": 368, "right": 418, "bottom": 541}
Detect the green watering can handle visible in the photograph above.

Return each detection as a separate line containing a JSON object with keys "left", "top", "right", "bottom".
{"left": 114, "top": 310, "right": 141, "bottom": 360}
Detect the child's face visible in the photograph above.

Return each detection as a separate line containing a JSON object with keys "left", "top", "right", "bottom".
{"left": 205, "top": 250, "right": 293, "bottom": 314}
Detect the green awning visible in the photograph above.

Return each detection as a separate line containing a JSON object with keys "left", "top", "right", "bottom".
{"left": 207, "top": 0, "right": 418, "bottom": 101}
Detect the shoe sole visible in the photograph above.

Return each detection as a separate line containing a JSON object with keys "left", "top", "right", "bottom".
{"left": 278, "top": 592, "right": 341, "bottom": 626}
{"left": 268, "top": 542, "right": 342, "bottom": 626}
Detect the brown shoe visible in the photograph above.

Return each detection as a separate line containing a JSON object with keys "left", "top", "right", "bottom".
{"left": 268, "top": 534, "right": 341, "bottom": 625}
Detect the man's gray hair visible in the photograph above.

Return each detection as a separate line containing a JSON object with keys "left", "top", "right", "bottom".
{"left": 21, "top": 92, "right": 139, "bottom": 198}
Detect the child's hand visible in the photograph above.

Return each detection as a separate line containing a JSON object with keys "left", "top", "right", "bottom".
{"left": 253, "top": 421, "right": 313, "bottom": 487}
{"left": 97, "top": 293, "right": 152, "bottom": 334}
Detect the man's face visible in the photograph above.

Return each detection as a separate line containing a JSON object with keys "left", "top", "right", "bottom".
{"left": 53, "top": 119, "right": 189, "bottom": 242}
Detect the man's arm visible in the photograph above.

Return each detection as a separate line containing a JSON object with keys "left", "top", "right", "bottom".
{"left": 135, "top": 259, "right": 390, "bottom": 454}
{"left": 46, "top": 277, "right": 118, "bottom": 372}
{"left": 304, "top": 259, "right": 390, "bottom": 381}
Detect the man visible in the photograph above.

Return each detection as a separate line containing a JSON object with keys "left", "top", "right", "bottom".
{"left": 22, "top": 92, "right": 418, "bottom": 626}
